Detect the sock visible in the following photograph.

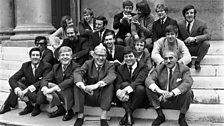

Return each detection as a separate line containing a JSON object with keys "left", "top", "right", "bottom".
{"left": 156, "top": 108, "right": 164, "bottom": 117}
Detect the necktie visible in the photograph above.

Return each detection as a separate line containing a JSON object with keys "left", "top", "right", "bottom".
{"left": 168, "top": 69, "right": 172, "bottom": 91}
{"left": 187, "top": 22, "right": 191, "bottom": 34}
{"left": 161, "top": 19, "right": 164, "bottom": 25}
{"left": 97, "top": 65, "right": 101, "bottom": 74}
{"left": 99, "top": 31, "right": 103, "bottom": 42}
{"left": 33, "top": 65, "right": 37, "bottom": 76}
{"left": 128, "top": 66, "right": 132, "bottom": 78}
{"left": 62, "top": 65, "right": 67, "bottom": 76}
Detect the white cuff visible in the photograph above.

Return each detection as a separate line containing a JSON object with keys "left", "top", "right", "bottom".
{"left": 171, "top": 88, "right": 181, "bottom": 96}
{"left": 14, "top": 87, "right": 21, "bottom": 95}
{"left": 134, "top": 35, "right": 138, "bottom": 39}
{"left": 149, "top": 83, "right": 159, "bottom": 92}
{"left": 124, "top": 86, "right": 133, "bottom": 94}
{"left": 28, "top": 85, "right": 36, "bottom": 92}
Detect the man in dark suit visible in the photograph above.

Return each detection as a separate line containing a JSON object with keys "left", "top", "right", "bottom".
{"left": 89, "top": 16, "right": 113, "bottom": 55}
{"left": 113, "top": 0, "right": 135, "bottom": 45}
{"left": 115, "top": 47, "right": 148, "bottom": 126}
{"left": 152, "top": 4, "right": 178, "bottom": 42}
{"left": 73, "top": 43, "right": 116, "bottom": 126}
{"left": 55, "top": 25, "right": 89, "bottom": 65}
{"left": 38, "top": 46, "right": 80, "bottom": 121}
{"left": 34, "top": 36, "right": 54, "bottom": 65}
{"left": 0, "top": 47, "right": 52, "bottom": 115}
{"left": 178, "top": 5, "right": 211, "bottom": 70}
{"left": 145, "top": 50, "right": 193, "bottom": 126}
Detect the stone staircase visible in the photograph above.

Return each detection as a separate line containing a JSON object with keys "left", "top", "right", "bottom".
{"left": 0, "top": 41, "right": 224, "bottom": 123}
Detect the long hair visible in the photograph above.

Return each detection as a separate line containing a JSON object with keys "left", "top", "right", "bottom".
{"left": 136, "top": 1, "right": 151, "bottom": 17}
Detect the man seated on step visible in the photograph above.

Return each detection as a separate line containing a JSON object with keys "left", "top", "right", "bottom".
{"left": 115, "top": 47, "right": 148, "bottom": 126}
{"left": 0, "top": 47, "right": 52, "bottom": 115}
{"left": 73, "top": 43, "right": 116, "bottom": 126}
{"left": 38, "top": 46, "right": 80, "bottom": 121}
{"left": 145, "top": 50, "right": 193, "bottom": 126}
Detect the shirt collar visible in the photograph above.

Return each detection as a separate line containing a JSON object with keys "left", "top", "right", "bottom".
{"left": 31, "top": 63, "right": 39, "bottom": 69}
{"left": 128, "top": 61, "right": 137, "bottom": 70}
{"left": 186, "top": 19, "right": 195, "bottom": 26}
{"left": 167, "top": 64, "right": 176, "bottom": 73}
{"left": 161, "top": 16, "right": 167, "bottom": 23}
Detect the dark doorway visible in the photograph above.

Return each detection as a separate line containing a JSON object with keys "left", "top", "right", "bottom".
{"left": 51, "top": 0, "right": 71, "bottom": 29}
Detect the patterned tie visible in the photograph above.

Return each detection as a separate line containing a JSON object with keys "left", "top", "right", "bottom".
{"left": 168, "top": 68, "right": 172, "bottom": 91}
{"left": 62, "top": 65, "right": 67, "bottom": 76}
{"left": 187, "top": 22, "right": 191, "bottom": 34}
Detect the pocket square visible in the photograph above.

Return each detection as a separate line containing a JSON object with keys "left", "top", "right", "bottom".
{"left": 176, "top": 78, "right": 182, "bottom": 82}
{"left": 39, "top": 77, "right": 43, "bottom": 80}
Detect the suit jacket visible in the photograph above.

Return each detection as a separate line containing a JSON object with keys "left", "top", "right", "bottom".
{"left": 115, "top": 62, "right": 148, "bottom": 90}
{"left": 89, "top": 29, "right": 114, "bottom": 50}
{"left": 145, "top": 62, "right": 193, "bottom": 94}
{"left": 79, "top": 19, "right": 96, "bottom": 38}
{"left": 55, "top": 36, "right": 89, "bottom": 65}
{"left": 106, "top": 45, "right": 124, "bottom": 63}
{"left": 9, "top": 61, "right": 52, "bottom": 90}
{"left": 178, "top": 19, "right": 211, "bottom": 44}
{"left": 41, "top": 61, "right": 80, "bottom": 90}
{"left": 74, "top": 59, "right": 116, "bottom": 86}
{"left": 42, "top": 48, "right": 54, "bottom": 65}
{"left": 138, "top": 51, "right": 153, "bottom": 70}
{"left": 152, "top": 16, "right": 177, "bottom": 42}
{"left": 113, "top": 11, "right": 135, "bottom": 39}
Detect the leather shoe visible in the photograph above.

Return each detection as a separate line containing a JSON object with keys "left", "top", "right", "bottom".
{"left": 187, "top": 61, "right": 192, "bottom": 68}
{"left": 126, "top": 112, "right": 133, "bottom": 126}
{"left": 152, "top": 115, "right": 165, "bottom": 126}
{"left": 195, "top": 61, "right": 201, "bottom": 71}
{"left": 62, "top": 110, "right": 74, "bottom": 121}
{"left": 119, "top": 113, "right": 127, "bottom": 125}
{"left": 100, "top": 119, "right": 108, "bottom": 126}
{"left": 19, "top": 105, "right": 33, "bottom": 115}
{"left": 0, "top": 104, "right": 11, "bottom": 114}
{"left": 178, "top": 117, "right": 188, "bottom": 126}
{"left": 31, "top": 105, "right": 41, "bottom": 116}
{"left": 49, "top": 107, "right": 66, "bottom": 118}
{"left": 74, "top": 118, "right": 84, "bottom": 126}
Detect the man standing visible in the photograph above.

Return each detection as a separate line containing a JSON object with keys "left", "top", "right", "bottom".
{"left": 115, "top": 47, "right": 148, "bottom": 126}
{"left": 0, "top": 48, "right": 52, "bottom": 115}
{"left": 145, "top": 50, "right": 193, "bottom": 126}
{"left": 39, "top": 46, "right": 80, "bottom": 121}
{"left": 178, "top": 5, "right": 210, "bottom": 70}
{"left": 73, "top": 43, "right": 116, "bottom": 126}
{"left": 152, "top": 4, "right": 177, "bottom": 42}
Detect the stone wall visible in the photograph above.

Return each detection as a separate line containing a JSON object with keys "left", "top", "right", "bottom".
{"left": 80, "top": 0, "right": 224, "bottom": 40}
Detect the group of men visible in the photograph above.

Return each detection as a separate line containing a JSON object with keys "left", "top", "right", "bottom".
{"left": 0, "top": 1, "right": 211, "bottom": 126}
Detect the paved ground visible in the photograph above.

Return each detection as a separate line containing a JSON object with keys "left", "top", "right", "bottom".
{"left": 0, "top": 108, "right": 223, "bottom": 126}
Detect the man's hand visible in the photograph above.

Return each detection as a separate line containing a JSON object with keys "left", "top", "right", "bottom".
{"left": 185, "top": 37, "right": 196, "bottom": 44}
{"left": 116, "top": 89, "right": 129, "bottom": 102}
{"left": 41, "top": 86, "right": 48, "bottom": 95}
{"left": 97, "top": 81, "right": 107, "bottom": 87}
{"left": 21, "top": 88, "right": 29, "bottom": 96}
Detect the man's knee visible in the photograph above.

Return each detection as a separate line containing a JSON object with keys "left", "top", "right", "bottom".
{"left": 201, "top": 40, "right": 210, "bottom": 49}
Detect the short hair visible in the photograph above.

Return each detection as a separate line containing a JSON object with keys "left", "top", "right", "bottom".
{"left": 61, "top": 16, "right": 73, "bottom": 30}
{"left": 104, "top": 30, "right": 115, "bottom": 39}
{"left": 123, "top": 46, "right": 138, "bottom": 57}
{"left": 165, "top": 25, "right": 178, "bottom": 34}
{"left": 123, "top": 0, "right": 133, "bottom": 8}
{"left": 95, "top": 16, "right": 108, "bottom": 26}
{"left": 162, "top": 50, "right": 178, "bottom": 59}
{"left": 59, "top": 46, "right": 73, "bottom": 55}
{"left": 66, "top": 25, "right": 78, "bottom": 34}
{"left": 182, "top": 5, "right": 197, "bottom": 17}
{"left": 29, "top": 47, "right": 42, "bottom": 57}
{"left": 83, "top": 8, "right": 94, "bottom": 16}
{"left": 136, "top": 1, "right": 151, "bottom": 16}
{"left": 34, "top": 36, "right": 47, "bottom": 45}
{"left": 155, "top": 4, "right": 168, "bottom": 12}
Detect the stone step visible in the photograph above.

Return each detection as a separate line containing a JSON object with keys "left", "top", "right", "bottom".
{"left": 207, "top": 41, "right": 224, "bottom": 55}
{"left": 200, "top": 55, "right": 224, "bottom": 65}
{"left": 0, "top": 60, "right": 23, "bottom": 70}
{"left": 0, "top": 91, "right": 223, "bottom": 122}
{"left": 192, "top": 77, "right": 224, "bottom": 89}
{"left": 190, "top": 65, "right": 224, "bottom": 77}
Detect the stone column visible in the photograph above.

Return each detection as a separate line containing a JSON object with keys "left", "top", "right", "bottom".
{"left": 8, "top": 0, "right": 55, "bottom": 47}
{"left": 0, "top": 0, "right": 15, "bottom": 41}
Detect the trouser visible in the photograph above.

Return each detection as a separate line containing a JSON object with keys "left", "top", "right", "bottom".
{"left": 4, "top": 82, "right": 37, "bottom": 108}
{"left": 36, "top": 84, "right": 74, "bottom": 111}
{"left": 74, "top": 84, "right": 114, "bottom": 113}
{"left": 146, "top": 89, "right": 193, "bottom": 114}
{"left": 120, "top": 84, "right": 147, "bottom": 113}
{"left": 187, "top": 41, "right": 210, "bottom": 62}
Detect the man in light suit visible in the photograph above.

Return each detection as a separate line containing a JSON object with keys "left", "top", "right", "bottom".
{"left": 178, "top": 5, "right": 211, "bottom": 70}
{"left": 73, "top": 43, "right": 116, "bottom": 126}
{"left": 115, "top": 47, "right": 148, "bottom": 126}
{"left": 39, "top": 46, "right": 80, "bottom": 121}
{"left": 145, "top": 50, "right": 193, "bottom": 126}
{"left": 0, "top": 47, "right": 52, "bottom": 115}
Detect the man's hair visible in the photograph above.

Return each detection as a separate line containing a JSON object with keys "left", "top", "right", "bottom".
{"left": 162, "top": 49, "right": 178, "bottom": 59}
{"left": 182, "top": 5, "right": 197, "bottom": 17}
{"left": 96, "top": 16, "right": 108, "bottom": 26}
{"left": 29, "top": 47, "right": 42, "bottom": 57}
{"left": 61, "top": 16, "right": 73, "bottom": 30}
{"left": 155, "top": 4, "right": 168, "bottom": 12}
{"left": 165, "top": 25, "right": 178, "bottom": 34}
{"left": 123, "top": 0, "right": 133, "bottom": 8}
{"left": 104, "top": 30, "right": 115, "bottom": 39}
{"left": 83, "top": 8, "right": 94, "bottom": 16}
{"left": 66, "top": 25, "right": 78, "bottom": 34}
{"left": 123, "top": 46, "right": 138, "bottom": 57}
{"left": 34, "top": 36, "right": 47, "bottom": 45}
{"left": 59, "top": 46, "right": 73, "bottom": 55}
{"left": 136, "top": 1, "right": 151, "bottom": 16}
